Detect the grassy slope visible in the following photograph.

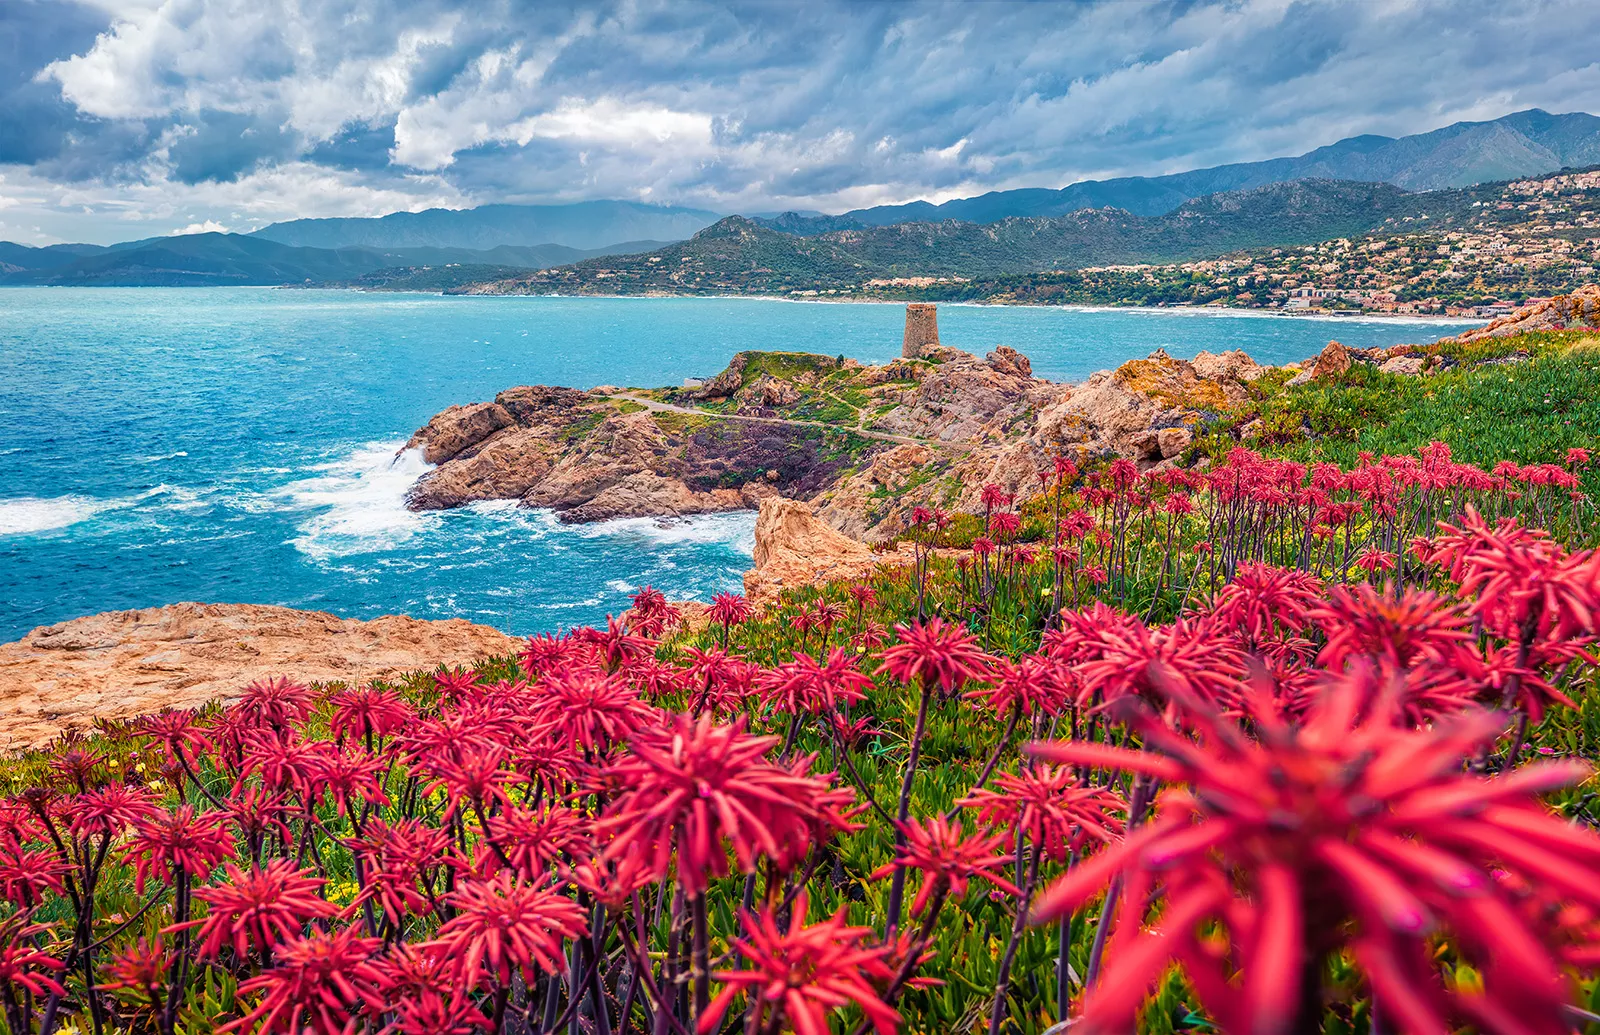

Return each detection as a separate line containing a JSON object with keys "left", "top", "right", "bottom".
{"left": 1195, "top": 330, "right": 1600, "bottom": 473}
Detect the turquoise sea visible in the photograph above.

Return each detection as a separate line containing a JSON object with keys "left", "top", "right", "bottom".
{"left": 0, "top": 289, "right": 1477, "bottom": 642}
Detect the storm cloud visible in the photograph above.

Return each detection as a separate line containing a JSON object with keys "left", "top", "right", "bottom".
{"left": 3, "top": 0, "right": 1599, "bottom": 243}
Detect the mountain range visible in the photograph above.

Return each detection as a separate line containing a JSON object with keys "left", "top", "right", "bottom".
{"left": 0, "top": 236, "right": 666, "bottom": 287}
{"left": 2, "top": 108, "right": 1597, "bottom": 287}
{"left": 765, "top": 108, "right": 1600, "bottom": 232}
{"left": 250, "top": 201, "right": 721, "bottom": 252}
{"left": 456, "top": 178, "right": 1509, "bottom": 297}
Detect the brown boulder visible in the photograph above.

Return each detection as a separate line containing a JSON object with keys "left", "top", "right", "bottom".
{"left": 0, "top": 603, "right": 521, "bottom": 751}
{"left": 1158, "top": 427, "right": 1193, "bottom": 458}
{"left": 1311, "top": 340, "right": 1353, "bottom": 380}
{"left": 696, "top": 354, "right": 750, "bottom": 399}
{"left": 1379, "top": 355, "right": 1426, "bottom": 376}
{"left": 406, "top": 426, "right": 558, "bottom": 510}
{"left": 985, "top": 346, "right": 1033, "bottom": 378}
{"left": 738, "top": 375, "right": 802, "bottom": 408}
{"left": 1442, "top": 285, "right": 1600, "bottom": 344}
{"left": 1189, "top": 349, "right": 1265, "bottom": 383}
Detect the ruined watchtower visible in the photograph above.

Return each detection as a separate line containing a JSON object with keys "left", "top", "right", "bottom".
{"left": 902, "top": 303, "right": 940, "bottom": 359}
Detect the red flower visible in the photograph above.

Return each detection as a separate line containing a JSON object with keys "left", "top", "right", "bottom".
{"left": 684, "top": 647, "right": 757, "bottom": 715}
{"left": 0, "top": 841, "right": 68, "bottom": 909}
{"left": 98, "top": 936, "right": 170, "bottom": 1002}
{"left": 1030, "top": 677, "right": 1596, "bottom": 1035}
{"left": 849, "top": 584, "right": 879, "bottom": 608}
{"left": 1205, "top": 563, "right": 1323, "bottom": 645}
{"left": 426, "top": 873, "right": 587, "bottom": 988}
{"left": 224, "top": 927, "right": 385, "bottom": 1035}
{"left": 871, "top": 816, "right": 1021, "bottom": 916}
{"left": 479, "top": 804, "right": 593, "bottom": 880}
{"left": 67, "top": 783, "right": 159, "bottom": 839}
{"left": 709, "top": 591, "right": 756, "bottom": 630}
{"left": 534, "top": 667, "right": 655, "bottom": 753}
{"left": 186, "top": 861, "right": 340, "bottom": 960}
{"left": 756, "top": 649, "right": 873, "bottom": 716}
{"left": 699, "top": 892, "right": 901, "bottom": 1035}
{"left": 329, "top": 686, "right": 413, "bottom": 745}
{"left": 964, "top": 656, "right": 1071, "bottom": 717}
{"left": 518, "top": 632, "right": 588, "bottom": 679}
{"left": 1354, "top": 546, "right": 1397, "bottom": 575}
{"left": 346, "top": 818, "right": 457, "bottom": 924}
{"left": 597, "top": 715, "right": 858, "bottom": 895}
{"left": 420, "top": 746, "right": 521, "bottom": 815}
{"left": 574, "top": 615, "right": 656, "bottom": 672}
{"left": 124, "top": 805, "right": 235, "bottom": 892}
{"left": 432, "top": 667, "right": 480, "bottom": 701}
{"left": 385, "top": 995, "right": 490, "bottom": 1035}
{"left": 236, "top": 676, "right": 314, "bottom": 729}
{"left": 1312, "top": 582, "right": 1472, "bottom": 672}
{"left": 1433, "top": 506, "right": 1600, "bottom": 645}
{"left": 137, "top": 708, "right": 211, "bottom": 760}
{"left": 0, "top": 915, "right": 65, "bottom": 999}
{"left": 879, "top": 618, "right": 995, "bottom": 694}
{"left": 988, "top": 511, "right": 1021, "bottom": 538}
{"left": 980, "top": 483, "right": 1014, "bottom": 510}
{"left": 829, "top": 713, "right": 885, "bottom": 752}
{"left": 959, "top": 767, "right": 1125, "bottom": 862}
{"left": 1070, "top": 613, "right": 1242, "bottom": 711}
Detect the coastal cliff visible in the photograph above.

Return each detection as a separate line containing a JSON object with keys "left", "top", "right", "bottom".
{"left": 402, "top": 341, "right": 1272, "bottom": 543}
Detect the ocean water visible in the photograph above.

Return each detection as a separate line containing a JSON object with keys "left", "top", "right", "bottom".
{"left": 0, "top": 289, "right": 1477, "bottom": 642}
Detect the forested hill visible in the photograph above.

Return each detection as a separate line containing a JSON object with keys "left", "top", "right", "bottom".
{"left": 454, "top": 178, "right": 1496, "bottom": 296}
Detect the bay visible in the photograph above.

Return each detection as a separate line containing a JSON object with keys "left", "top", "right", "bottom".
{"left": 0, "top": 288, "right": 1475, "bottom": 641}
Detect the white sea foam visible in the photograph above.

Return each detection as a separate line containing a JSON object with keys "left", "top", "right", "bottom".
{"left": 574, "top": 510, "right": 757, "bottom": 555}
{"left": 135, "top": 451, "right": 190, "bottom": 463}
{"left": 0, "top": 495, "right": 117, "bottom": 535}
{"left": 279, "top": 442, "right": 435, "bottom": 560}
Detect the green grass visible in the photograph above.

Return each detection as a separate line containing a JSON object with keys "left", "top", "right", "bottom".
{"left": 1195, "top": 330, "right": 1600, "bottom": 474}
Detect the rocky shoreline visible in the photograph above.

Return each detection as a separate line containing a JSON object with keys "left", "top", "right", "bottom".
{"left": 404, "top": 288, "right": 1600, "bottom": 546}
{"left": 401, "top": 337, "right": 1278, "bottom": 544}
{"left": 0, "top": 604, "right": 520, "bottom": 750}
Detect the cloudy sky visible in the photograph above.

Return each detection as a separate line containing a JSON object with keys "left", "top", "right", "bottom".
{"left": 3, "top": 0, "right": 1599, "bottom": 244}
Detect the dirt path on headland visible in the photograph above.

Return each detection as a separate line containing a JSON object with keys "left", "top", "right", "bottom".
{"left": 609, "top": 393, "right": 960, "bottom": 450}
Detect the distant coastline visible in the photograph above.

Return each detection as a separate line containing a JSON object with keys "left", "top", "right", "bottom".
{"left": 289, "top": 285, "right": 1485, "bottom": 326}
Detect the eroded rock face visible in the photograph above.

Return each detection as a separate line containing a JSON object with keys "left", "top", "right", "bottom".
{"left": 986, "top": 346, "right": 1032, "bottom": 378}
{"left": 0, "top": 603, "right": 520, "bottom": 751}
{"left": 408, "top": 402, "right": 513, "bottom": 464}
{"left": 745, "top": 497, "right": 880, "bottom": 604}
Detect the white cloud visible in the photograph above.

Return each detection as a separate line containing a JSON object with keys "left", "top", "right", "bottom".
{"left": 1, "top": 161, "right": 472, "bottom": 244}
{"left": 169, "top": 219, "right": 229, "bottom": 234}
{"left": 9, "top": 0, "right": 1600, "bottom": 241}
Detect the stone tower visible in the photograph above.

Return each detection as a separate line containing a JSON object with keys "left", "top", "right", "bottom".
{"left": 902, "top": 303, "right": 940, "bottom": 359}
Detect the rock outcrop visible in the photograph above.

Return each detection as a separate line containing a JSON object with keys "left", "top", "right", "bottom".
{"left": 0, "top": 603, "right": 520, "bottom": 751}
{"left": 744, "top": 497, "right": 883, "bottom": 604}
{"left": 1441, "top": 286, "right": 1600, "bottom": 344}
{"left": 408, "top": 342, "right": 1281, "bottom": 545}
{"left": 1283, "top": 339, "right": 1444, "bottom": 386}
{"left": 406, "top": 380, "right": 858, "bottom": 522}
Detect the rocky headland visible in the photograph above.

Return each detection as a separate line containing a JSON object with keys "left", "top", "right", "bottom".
{"left": 401, "top": 337, "right": 1281, "bottom": 545}
{"left": 0, "top": 604, "right": 519, "bottom": 750}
